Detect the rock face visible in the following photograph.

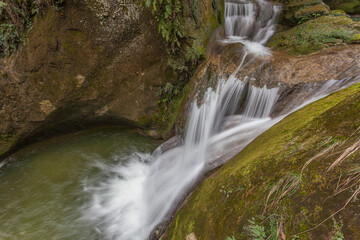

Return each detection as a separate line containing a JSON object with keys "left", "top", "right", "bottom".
{"left": 0, "top": 0, "right": 222, "bottom": 158}
{"left": 182, "top": 36, "right": 360, "bottom": 100}
{"left": 163, "top": 82, "right": 360, "bottom": 240}
{"left": 0, "top": 1, "right": 167, "bottom": 157}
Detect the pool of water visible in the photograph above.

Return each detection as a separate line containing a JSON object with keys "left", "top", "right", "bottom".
{"left": 0, "top": 127, "right": 159, "bottom": 240}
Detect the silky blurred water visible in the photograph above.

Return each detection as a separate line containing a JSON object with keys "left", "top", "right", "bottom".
{"left": 0, "top": 127, "right": 159, "bottom": 240}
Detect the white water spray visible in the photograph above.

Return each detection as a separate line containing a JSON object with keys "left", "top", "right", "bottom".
{"left": 80, "top": 1, "right": 360, "bottom": 239}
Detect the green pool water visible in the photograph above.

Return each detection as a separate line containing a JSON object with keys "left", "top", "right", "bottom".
{"left": 0, "top": 127, "right": 159, "bottom": 240}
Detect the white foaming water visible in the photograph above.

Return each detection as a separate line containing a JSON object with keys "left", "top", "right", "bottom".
{"left": 82, "top": 76, "right": 280, "bottom": 240}
{"left": 80, "top": 1, "right": 359, "bottom": 239}
{"left": 221, "top": 0, "right": 281, "bottom": 55}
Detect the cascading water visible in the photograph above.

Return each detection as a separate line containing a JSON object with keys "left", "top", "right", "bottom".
{"left": 81, "top": 1, "right": 281, "bottom": 239}
{"left": 224, "top": 0, "right": 279, "bottom": 43}
{"left": 80, "top": 1, "right": 359, "bottom": 239}
{"left": 222, "top": 0, "right": 280, "bottom": 55}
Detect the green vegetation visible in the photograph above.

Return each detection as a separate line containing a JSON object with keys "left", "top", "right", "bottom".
{"left": 324, "top": 0, "right": 360, "bottom": 14}
{"left": 0, "top": 0, "right": 66, "bottom": 57}
{"left": 144, "top": 0, "right": 222, "bottom": 74}
{"left": 163, "top": 82, "right": 360, "bottom": 239}
{"left": 332, "top": 219, "right": 344, "bottom": 240}
{"left": 145, "top": 0, "right": 182, "bottom": 53}
{"left": 142, "top": 0, "right": 223, "bottom": 136}
{"left": 0, "top": 133, "right": 15, "bottom": 156}
{"left": 245, "top": 215, "right": 278, "bottom": 240}
{"left": 225, "top": 236, "right": 237, "bottom": 240}
{"left": 268, "top": 15, "right": 360, "bottom": 54}
{"left": 150, "top": 81, "right": 189, "bottom": 137}
{"left": 298, "top": 12, "right": 323, "bottom": 24}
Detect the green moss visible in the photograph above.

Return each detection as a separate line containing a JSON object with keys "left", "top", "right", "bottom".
{"left": 283, "top": 0, "right": 330, "bottom": 25}
{"left": 268, "top": 15, "right": 360, "bottom": 54}
{"left": 0, "top": 133, "right": 15, "bottom": 156}
{"left": 353, "top": 33, "right": 360, "bottom": 42}
{"left": 294, "top": 4, "right": 329, "bottom": 20}
{"left": 288, "top": 0, "right": 324, "bottom": 8}
{"left": 144, "top": 0, "right": 222, "bottom": 73}
{"left": 330, "top": 9, "right": 348, "bottom": 16}
{"left": 163, "top": 83, "right": 360, "bottom": 239}
{"left": 324, "top": 0, "right": 360, "bottom": 14}
{"left": 337, "top": 2, "right": 360, "bottom": 14}
{"left": 151, "top": 82, "right": 189, "bottom": 138}
{"left": 137, "top": 117, "right": 152, "bottom": 128}
{"left": 352, "top": 16, "right": 360, "bottom": 22}
{"left": 0, "top": 0, "right": 70, "bottom": 57}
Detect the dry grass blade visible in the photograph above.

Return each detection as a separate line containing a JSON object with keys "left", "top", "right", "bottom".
{"left": 328, "top": 139, "right": 360, "bottom": 171}
{"left": 300, "top": 137, "right": 342, "bottom": 178}
{"left": 264, "top": 174, "right": 301, "bottom": 214}
{"left": 276, "top": 215, "right": 286, "bottom": 240}
{"left": 333, "top": 166, "right": 360, "bottom": 197}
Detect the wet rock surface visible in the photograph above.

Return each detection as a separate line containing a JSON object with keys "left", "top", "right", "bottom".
{"left": 179, "top": 36, "right": 360, "bottom": 118}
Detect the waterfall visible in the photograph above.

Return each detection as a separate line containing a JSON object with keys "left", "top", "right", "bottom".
{"left": 222, "top": 0, "right": 281, "bottom": 55}
{"left": 80, "top": 1, "right": 359, "bottom": 239}
{"left": 224, "top": 0, "right": 280, "bottom": 44}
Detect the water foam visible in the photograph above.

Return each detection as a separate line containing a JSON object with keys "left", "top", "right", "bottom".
{"left": 80, "top": 1, "right": 359, "bottom": 239}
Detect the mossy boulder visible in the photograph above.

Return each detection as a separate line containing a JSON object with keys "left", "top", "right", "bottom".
{"left": 268, "top": 15, "right": 360, "bottom": 54}
{"left": 280, "top": 0, "right": 330, "bottom": 25}
{"left": 324, "top": 0, "right": 360, "bottom": 14}
{"left": 163, "top": 81, "right": 360, "bottom": 240}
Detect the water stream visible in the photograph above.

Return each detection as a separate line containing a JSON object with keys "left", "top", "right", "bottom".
{"left": 1, "top": 0, "right": 359, "bottom": 239}
{"left": 0, "top": 128, "right": 159, "bottom": 239}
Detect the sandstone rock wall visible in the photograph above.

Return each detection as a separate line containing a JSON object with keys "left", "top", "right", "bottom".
{"left": 0, "top": 0, "right": 222, "bottom": 158}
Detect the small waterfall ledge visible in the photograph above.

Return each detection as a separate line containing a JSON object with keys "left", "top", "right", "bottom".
{"left": 81, "top": 1, "right": 360, "bottom": 239}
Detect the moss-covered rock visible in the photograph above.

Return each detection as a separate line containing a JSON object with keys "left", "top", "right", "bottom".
{"left": 280, "top": 0, "right": 330, "bottom": 25}
{"left": 324, "top": 0, "right": 360, "bottom": 14}
{"left": 163, "top": 81, "right": 360, "bottom": 240}
{"left": 268, "top": 15, "right": 360, "bottom": 54}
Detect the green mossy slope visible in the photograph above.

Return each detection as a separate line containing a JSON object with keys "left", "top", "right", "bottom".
{"left": 163, "top": 82, "right": 360, "bottom": 240}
